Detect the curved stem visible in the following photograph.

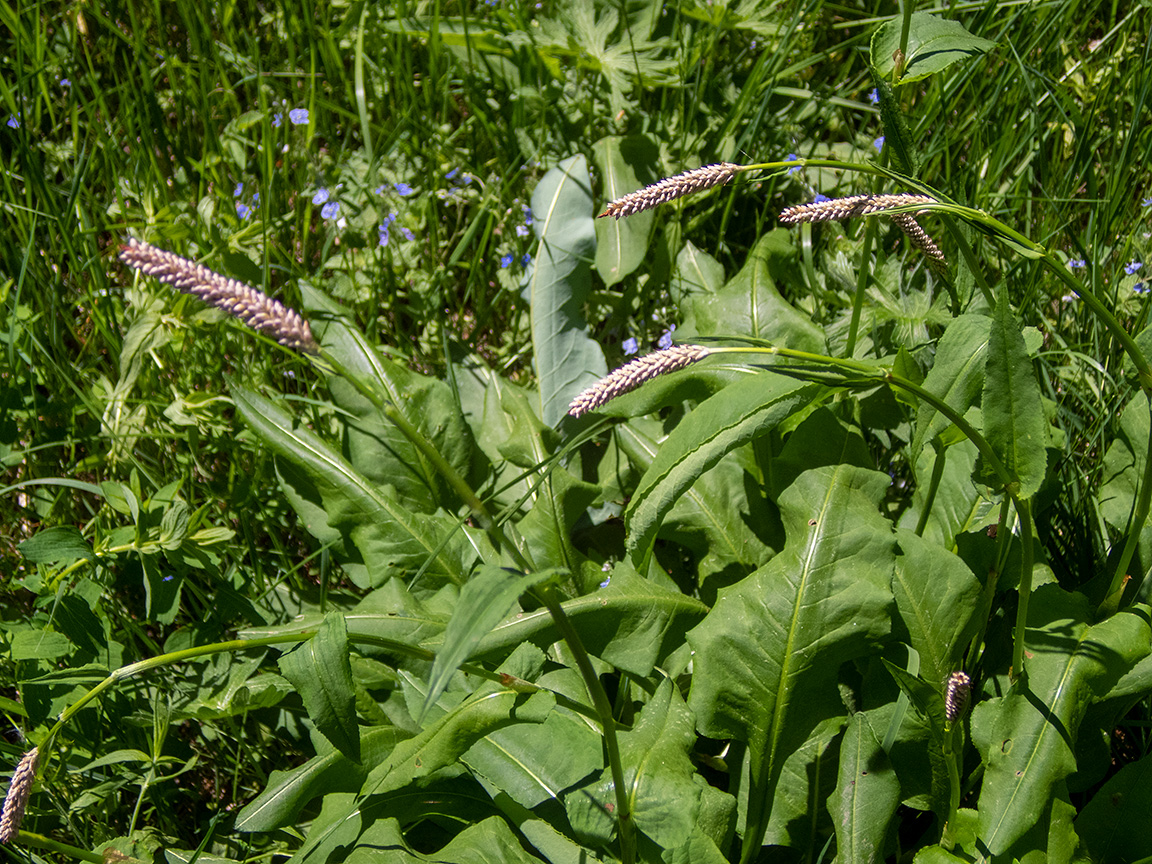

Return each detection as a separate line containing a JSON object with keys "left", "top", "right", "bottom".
{"left": 1100, "top": 394, "right": 1152, "bottom": 616}
{"left": 1010, "top": 498, "right": 1035, "bottom": 680}
{"left": 914, "top": 441, "right": 947, "bottom": 537}
{"left": 536, "top": 586, "right": 636, "bottom": 864}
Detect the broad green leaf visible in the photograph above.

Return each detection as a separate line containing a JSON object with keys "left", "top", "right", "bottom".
{"left": 980, "top": 296, "right": 1047, "bottom": 498}
{"left": 1098, "top": 395, "right": 1152, "bottom": 583}
{"left": 567, "top": 680, "right": 735, "bottom": 850}
{"left": 422, "top": 565, "right": 558, "bottom": 719}
{"left": 688, "top": 465, "right": 895, "bottom": 861}
{"left": 592, "top": 135, "right": 655, "bottom": 286}
{"left": 278, "top": 612, "right": 361, "bottom": 763}
{"left": 231, "top": 384, "right": 473, "bottom": 586}
{"left": 670, "top": 240, "right": 726, "bottom": 304}
{"left": 472, "top": 567, "right": 707, "bottom": 677}
{"left": 300, "top": 283, "right": 474, "bottom": 513}
{"left": 763, "top": 716, "right": 843, "bottom": 849}
{"left": 871, "top": 12, "right": 996, "bottom": 84}
{"left": 616, "top": 418, "right": 777, "bottom": 583}
{"left": 463, "top": 699, "right": 603, "bottom": 810}
{"left": 892, "top": 528, "right": 982, "bottom": 688}
{"left": 971, "top": 588, "right": 1150, "bottom": 855}
{"left": 899, "top": 438, "right": 993, "bottom": 550}
{"left": 516, "top": 464, "right": 601, "bottom": 591}
{"left": 235, "top": 727, "right": 407, "bottom": 831}
{"left": 828, "top": 712, "right": 900, "bottom": 864}
{"left": 524, "top": 154, "right": 607, "bottom": 427}
{"left": 18, "top": 526, "right": 93, "bottom": 563}
{"left": 345, "top": 816, "right": 541, "bottom": 864}
{"left": 912, "top": 313, "right": 991, "bottom": 460}
{"left": 10, "top": 628, "right": 73, "bottom": 661}
{"left": 625, "top": 373, "right": 819, "bottom": 563}
{"left": 1075, "top": 751, "right": 1152, "bottom": 862}
{"left": 679, "top": 231, "right": 826, "bottom": 353}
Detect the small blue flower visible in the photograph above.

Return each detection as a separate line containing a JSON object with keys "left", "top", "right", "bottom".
{"left": 521, "top": 204, "right": 533, "bottom": 225}
{"left": 599, "top": 576, "right": 611, "bottom": 588}
{"left": 272, "top": 113, "right": 282, "bottom": 128}
{"left": 1068, "top": 258, "right": 1086, "bottom": 269}
{"left": 1126, "top": 261, "right": 1143, "bottom": 276}
{"left": 516, "top": 224, "right": 530, "bottom": 237}
{"left": 658, "top": 325, "right": 676, "bottom": 350}
{"left": 312, "top": 188, "right": 329, "bottom": 205}
{"left": 813, "top": 193, "right": 830, "bottom": 203}
{"left": 622, "top": 337, "right": 639, "bottom": 356}
{"left": 378, "top": 212, "right": 399, "bottom": 247}
{"left": 786, "top": 153, "right": 800, "bottom": 175}
{"left": 6, "top": 115, "right": 19, "bottom": 129}
{"left": 395, "top": 182, "right": 414, "bottom": 196}
{"left": 521, "top": 253, "right": 532, "bottom": 267}
{"left": 446, "top": 168, "right": 460, "bottom": 181}
{"left": 1143, "top": 198, "right": 1152, "bottom": 207}
{"left": 400, "top": 227, "right": 414, "bottom": 241}
{"left": 288, "top": 108, "right": 309, "bottom": 125}
{"left": 252, "top": 192, "right": 260, "bottom": 205}
{"left": 1136, "top": 282, "right": 1148, "bottom": 294}
{"left": 873, "top": 136, "right": 885, "bottom": 152}
{"left": 868, "top": 88, "right": 879, "bottom": 104}
{"left": 321, "top": 201, "right": 340, "bottom": 219}
{"left": 500, "top": 253, "right": 514, "bottom": 269}
{"left": 60, "top": 78, "right": 70, "bottom": 87}
{"left": 233, "top": 182, "right": 244, "bottom": 197}
{"left": 374, "top": 184, "right": 386, "bottom": 195}
{"left": 236, "top": 202, "right": 251, "bottom": 219}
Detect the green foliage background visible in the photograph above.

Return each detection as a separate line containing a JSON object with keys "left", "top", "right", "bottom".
{"left": 3, "top": 1, "right": 1152, "bottom": 863}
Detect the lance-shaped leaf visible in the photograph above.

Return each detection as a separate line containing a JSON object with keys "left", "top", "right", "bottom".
{"left": 979, "top": 296, "right": 1047, "bottom": 497}
{"left": 593, "top": 135, "right": 656, "bottom": 287}
{"left": 688, "top": 465, "right": 895, "bottom": 861}
{"left": 828, "top": 711, "right": 900, "bottom": 864}
{"left": 523, "top": 154, "right": 606, "bottom": 427}
{"left": 278, "top": 611, "right": 360, "bottom": 763}
{"left": 231, "top": 384, "right": 472, "bottom": 585}
{"left": 971, "top": 587, "right": 1150, "bottom": 856}
{"left": 626, "top": 373, "right": 819, "bottom": 564}
{"left": 912, "top": 313, "right": 990, "bottom": 461}
{"left": 566, "top": 679, "right": 735, "bottom": 851}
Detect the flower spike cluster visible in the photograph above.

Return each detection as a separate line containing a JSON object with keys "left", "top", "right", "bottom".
{"left": 569, "top": 345, "right": 712, "bottom": 417}
{"left": 0, "top": 748, "right": 39, "bottom": 843}
{"left": 599, "top": 163, "right": 742, "bottom": 220}
{"left": 120, "top": 239, "right": 320, "bottom": 354}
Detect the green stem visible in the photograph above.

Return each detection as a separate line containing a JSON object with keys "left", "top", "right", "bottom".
{"left": 845, "top": 216, "right": 876, "bottom": 360}
{"left": 536, "top": 586, "right": 635, "bottom": 864}
{"left": 913, "top": 441, "right": 947, "bottom": 537}
{"left": 939, "top": 214, "right": 996, "bottom": 308}
{"left": 12, "top": 831, "right": 108, "bottom": 864}
{"left": 1100, "top": 394, "right": 1152, "bottom": 615}
{"left": 1010, "top": 498, "right": 1035, "bottom": 680}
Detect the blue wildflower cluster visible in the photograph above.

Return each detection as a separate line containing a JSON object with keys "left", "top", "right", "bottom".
{"left": 233, "top": 182, "right": 260, "bottom": 220}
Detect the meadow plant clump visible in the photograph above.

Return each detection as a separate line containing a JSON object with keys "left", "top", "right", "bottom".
{"left": 4, "top": 3, "right": 1152, "bottom": 864}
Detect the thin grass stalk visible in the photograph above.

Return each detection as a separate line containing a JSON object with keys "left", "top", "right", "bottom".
{"left": 1099, "top": 395, "right": 1152, "bottom": 616}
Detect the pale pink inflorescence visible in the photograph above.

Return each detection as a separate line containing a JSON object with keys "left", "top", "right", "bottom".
{"left": 569, "top": 345, "right": 712, "bottom": 417}
{"left": 945, "top": 672, "right": 972, "bottom": 722}
{"left": 599, "top": 163, "right": 742, "bottom": 220}
{"left": 0, "top": 747, "right": 40, "bottom": 843}
{"left": 778, "top": 193, "right": 939, "bottom": 225}
{"left": 779, "top": 193, "right": 947, "bottom": 269}
{"left": 119, "top": 239, "right": 320, "bottom": 354}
